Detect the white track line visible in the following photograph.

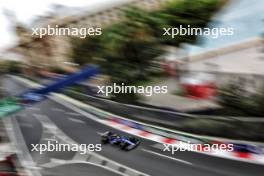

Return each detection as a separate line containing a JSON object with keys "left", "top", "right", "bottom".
{"left": 68, "top": 117, "right": 86, "bottom": 124}
{"left": 42, "top": 159, "right": 126, "bottom": 176}
{"left": 142, "top": 149, "right": 193, "bottom": 166}
{"left": 3, "top": 118, "right": 42, "bottom": 176}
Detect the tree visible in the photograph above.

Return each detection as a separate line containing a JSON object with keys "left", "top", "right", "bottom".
{"left": 147, "top": 0, "right": 221, "bottom": 46}
{"left": 71, "top": 36, "right": 102, "bottom": 66}
{"left": 96, "top": 19, "right": 162, "bottom": 102}
{"left": 218, "top": 82, "right": 264, "bottom": 117}
{"left": 71, "top": 0, "right": 224, "bottom": 103}
{"left": 99, "top": 22, "right": 162, "bottom": 81}
{"left": 6, "top": 61, "right": 22, "bottom": 74}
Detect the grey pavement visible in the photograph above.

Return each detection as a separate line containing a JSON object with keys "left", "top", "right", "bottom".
{"left": 2, "top": 76, "right": 264, "bottom": 176}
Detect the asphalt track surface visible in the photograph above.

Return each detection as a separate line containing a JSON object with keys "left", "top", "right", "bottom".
{"left": 2, "top": 76, "right": 264, "bottom": 176}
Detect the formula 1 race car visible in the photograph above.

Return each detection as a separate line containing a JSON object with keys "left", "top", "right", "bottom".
{"left": 101, "top": 131, "right": 140, "bottom": 151}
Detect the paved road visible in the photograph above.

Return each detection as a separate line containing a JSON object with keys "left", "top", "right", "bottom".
{"left": 42, "top": 163, "right": 123, "bottom": 176}
{"left": 2, "top": 76, "right": 264, "bottom": 176}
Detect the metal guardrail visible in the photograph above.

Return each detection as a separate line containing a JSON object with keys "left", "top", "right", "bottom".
{"left": 65, "top": 90, "right": 264, "bottom": 142}
{"left": 65, "top": 90, "right": 264, "bottom": 122}
{"left": 64, "top": 89, "right": 188, "bottom": 128}
{"left": 12, "top": 75, "right": 264, "bottom": 142}
{"left": 56, "top": 91, "right": 264, "bottom": 146}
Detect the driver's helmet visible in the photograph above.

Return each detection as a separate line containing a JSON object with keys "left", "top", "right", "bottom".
{"left": 112, "top": 134, "right": 120, "bottom": 138}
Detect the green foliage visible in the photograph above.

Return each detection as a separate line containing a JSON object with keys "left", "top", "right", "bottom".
{"left": 111, "top": 91, "right": 141, "bottom": 104}
{"left": 71, "top": 36, "right": 102, "bottom": 66}
{"left": 218, "top": 83, "right": 246, "bottom": 108}
{"left": 218, "top": 82, "right": 264, "bottom": 117}
{"left": 0, "top": 62, "right": 8, "bottom": 74}
{"left": 182, "top": 118, "right": 264, "bottom": 141}
{"left": 5, "top": 61, "right": 22, "bottom": 74}
{"left": 48, "top": 66, "right": 67, "bottom": 74}
{"left": 148, "top": 0, "right": 220, "bottom": 46}
{"left": 252, "top": 88, "right": 264, "bottom": 115}
{"left": 71, "top": 0, "right": 223, "bottom": 102}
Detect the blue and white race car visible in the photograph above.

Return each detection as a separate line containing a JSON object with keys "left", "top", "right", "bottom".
{"left": 101, "top": 131, "right": 140, "bottom": 151}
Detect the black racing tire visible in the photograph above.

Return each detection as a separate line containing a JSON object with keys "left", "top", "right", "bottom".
{"left": 101, "top": 137, "right": 109, "bottom": 144}
{"left": 120, "top": 142, "right": 128, "bottom": 150}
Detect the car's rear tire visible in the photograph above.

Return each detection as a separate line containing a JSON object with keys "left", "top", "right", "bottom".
{"left": 120, "top": 142, "right": 127, "bottom": 150}
{"left": 101, "top": 137, "right": 109, "bottom": 144}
